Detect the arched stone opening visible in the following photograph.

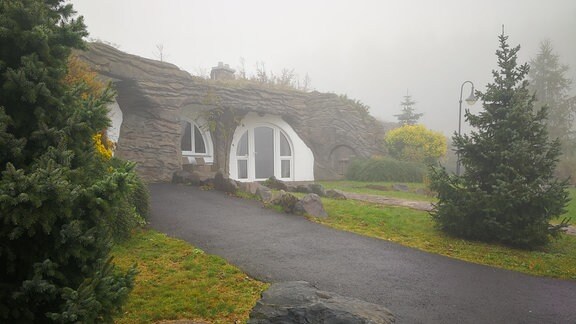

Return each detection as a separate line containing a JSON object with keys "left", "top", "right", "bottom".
{"left": 329, "top": 145, "right": 357, "bottom": 176}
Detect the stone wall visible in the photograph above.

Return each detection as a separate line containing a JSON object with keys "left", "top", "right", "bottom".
{"left": 78, "top": 43, "right": 384, "bottom": 182}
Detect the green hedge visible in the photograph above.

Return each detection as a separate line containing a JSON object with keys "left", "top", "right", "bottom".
{"left": 346, "top": 157, "right": 426, "bottom": 182}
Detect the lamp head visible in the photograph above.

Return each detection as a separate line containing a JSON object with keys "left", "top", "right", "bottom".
{"left": 465, "top": 87, "right": 477, "bottom": 105}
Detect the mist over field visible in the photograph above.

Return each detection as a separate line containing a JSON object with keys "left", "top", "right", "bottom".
{"left": 71, "top": 0, "right": 576, "bottom": 135}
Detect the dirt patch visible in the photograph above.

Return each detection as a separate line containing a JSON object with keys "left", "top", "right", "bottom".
{"left": 343, "top": 192, "right": 433, "bottom": 211}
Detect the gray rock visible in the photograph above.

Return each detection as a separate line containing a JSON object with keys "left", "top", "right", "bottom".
{"left": 271, "top": 191, "right": 300, "bottom": 213}
{"left": 392, "top": 183, "right": 409, "bottom": 192}
{"left": 172, "top": 170, "right": 206, "bottom": 186}
{"left": 248, "top": 281, "right": 395, "bottom": 324}
{"left": 295, "top": 193, "right": 328, "bottom": 218}
{"left": 256, "top": 186, "right": 273, "bottom": 203}
{"left": 325, "top": 189, "right": 347, "bottom": 200}
{"left": 214, "top": 170, "right": 238, "bottom": 194}
{"left": 172, "top": 170, "right": 192, "bottom": 184}
{"left": 295, "top": 185, "right": 311, "bottom": 193}
{"left": 308, "top": 183, "right": 326, "bottom": 197}
{"left": 238, "top": 181, "right": 263, "bottom": 195}
{"left": 264, "top": 176, "right": 288, "bottom": 191}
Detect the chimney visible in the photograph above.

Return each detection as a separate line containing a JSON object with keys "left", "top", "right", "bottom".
{"left": 210, "top": 61, "right": 236, "bottom": 80}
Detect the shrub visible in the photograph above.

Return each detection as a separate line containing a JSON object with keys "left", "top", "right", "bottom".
{"left": 385, "top": 124, "right": 447, "bottom": 164}
{"left": 346, "top": 157, "right": 426, "bottom": 182}
{"left": 0, "top": 1, "right": 135, "bottom": 321}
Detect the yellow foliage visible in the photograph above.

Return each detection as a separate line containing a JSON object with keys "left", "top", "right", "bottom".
{"left": 93, "top": 132, "right": 114, "bottom": 160}
{"left": 66, "top": 55, "right": 116, "bottom": 157}
{"left": 64, "top": 55, "right": 106, "bottom": 99}
{"left": 385, "top": 124, "right": 447, "bottom": 163}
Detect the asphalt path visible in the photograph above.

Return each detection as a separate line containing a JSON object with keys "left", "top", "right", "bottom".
{"left": 148, "top": 183, "right": 576, "bottom": 323}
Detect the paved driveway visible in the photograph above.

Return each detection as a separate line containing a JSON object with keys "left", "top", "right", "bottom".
{"left": 148, "top": 183, "right": 576, "bottom": 323}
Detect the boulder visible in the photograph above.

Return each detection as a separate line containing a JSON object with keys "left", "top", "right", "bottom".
{"left": 295, "top": 185, "right": 311, "bottom": 193}
{"left": 295, "top": 193, "right": 328, "bottom": 218}
{"left": 248, "top": 281, "right": 395, "bottom": 324}
{"left": 325, "top": 189, "right": 347, "bottom": 200}
{"left": 172, "top": 170, "right": 193, "bottom": 184}
{"left": 263, "top": 176, "right": 288, "bottom": 191}
{"left": 214, "top": 170, "right": 238, "bottom": 194}
{"left": 256, "top": 185, "right": 274, "bottom": 203}
{"left": 307, "top": 183, "right": 326, "bottom": 197}
{"left": 238, "top": 181, "right": 263, "bottom": 195}
{"left": 392, "top": 183, "right": 409, "bottom": 192}
{"left": 271, "top": 191, "right": 300, "bottom": 213}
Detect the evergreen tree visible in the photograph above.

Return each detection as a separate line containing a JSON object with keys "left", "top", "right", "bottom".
{"left": 0, "top": 0, "right": 135, "bottom": 322}
{"left": 394, "top": 92, "right": 423, "bottom": 125}
{"left": 529, "top": 40, "right": 575, "bottom": 153}
{"left": 429, "top": 33, "right": 570, "bottom": 249}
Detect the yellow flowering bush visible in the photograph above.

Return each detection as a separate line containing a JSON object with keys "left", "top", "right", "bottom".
{"left": 93, "top": 132, "right": 114, "bottom": 160}
{"left": 385, "top": 124, "right": 447, "bottom": 164}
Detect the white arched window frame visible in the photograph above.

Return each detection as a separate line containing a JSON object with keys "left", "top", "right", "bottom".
{"left": 180, "top": 118, "right": 214, "bottom": 162}
{"left": 233, "top": 123, "right": 294, "bottom": 181}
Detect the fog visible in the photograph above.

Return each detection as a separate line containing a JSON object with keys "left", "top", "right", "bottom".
{"left": 70, "top": 0, "right": 576, "bottom": 135}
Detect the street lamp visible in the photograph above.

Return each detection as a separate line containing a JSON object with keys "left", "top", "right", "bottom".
{"left": 457, "top": 81, "right": 477, "bottom": 176}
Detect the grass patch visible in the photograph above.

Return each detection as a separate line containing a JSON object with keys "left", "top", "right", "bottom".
{"left": 112, "top": 229, "right": 268, "bottom": 323}
{"left": 319, "top": 180, "right": 435, "bottom": 202}
{"left": 316, "top": 198, "right": 576, "bottom": 280}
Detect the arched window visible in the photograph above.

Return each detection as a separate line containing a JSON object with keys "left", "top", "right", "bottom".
{"left": 180, "top": 120, "right": 213, "bottom": 162}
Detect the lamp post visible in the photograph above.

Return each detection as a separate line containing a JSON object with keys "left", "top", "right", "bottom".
{"left": 457, "top": 81, "right": 477, "bottom": 176}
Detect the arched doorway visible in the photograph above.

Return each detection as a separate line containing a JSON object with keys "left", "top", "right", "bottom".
{"left": 230, "top": 113, "right": 313, "bottom": 182}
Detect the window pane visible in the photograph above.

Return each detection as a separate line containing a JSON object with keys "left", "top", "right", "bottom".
{"left": 180, "top": 121, "right": 192, "bottom": 151}
{"left": 237, "top": 131, "right": 248, "bottom": 156}
{"left": 194, "top": 125, "right": 206, "bottom": 153}
{"left": 238, "top": 160, "right": 248, "bottom": 179}
{"left": 255, "top": 127, "right": 274, "bottom": 179}
{"left": 280, "top": 132, "right": 291, "bottom": 156}
{"left": 281, "top": 160, "right": 291, "bottom": 178}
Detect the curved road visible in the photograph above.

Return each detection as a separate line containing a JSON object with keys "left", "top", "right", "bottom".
{"left": 149, "top": 184, "right": 576, "bottom": 323}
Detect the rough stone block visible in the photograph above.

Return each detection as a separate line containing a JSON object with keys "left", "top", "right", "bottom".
{"left": 295, "top": 193, "right": 328, "bottom": 218}
{"left": 248, "top": 281, "right": 395, "bottom": 324}
{"left": 325, "top": 189, "right": 347, "bottom": 200}
{"left": 256, "top": 185, "right": 273, "bottom": 203}
{"left": 392, "top": 183, "right": 409, "bottom": 192}
{"left": 308, "top": 183, "right": 326, "bottom": 196}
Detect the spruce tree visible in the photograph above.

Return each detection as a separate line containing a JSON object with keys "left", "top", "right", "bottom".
{"left": 529, "top": 40, "right": 575, "bottom": 153}
{"left": 0, "top": 0, "right": 135, "bottom": 322}
{"left": 429, "top": 33, "right": 570, "bottom": 249}
{"left": 394, "top": 92, "right": 423, "bottom": 125}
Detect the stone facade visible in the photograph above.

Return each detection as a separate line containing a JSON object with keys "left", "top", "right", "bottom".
{"left": 78, "top": 43, "right": 384, "bottom": 182}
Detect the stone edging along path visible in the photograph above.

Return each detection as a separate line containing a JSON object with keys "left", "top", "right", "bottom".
{"left": 341, "top": 191, "right": 576, "bottom": 236}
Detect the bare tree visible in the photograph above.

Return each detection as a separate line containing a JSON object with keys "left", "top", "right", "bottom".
{"left": 154, "top": 44, "right": 165, "bottom": 62}
{"left": 237, "top": 57, "right": 247, "bottom": 79}
{"left": 254, "top": 61, "right": 268, "bottom": 84}
{"left": 301, "top": 73, "right": 312, "bottom": 92}
{"left": 277, "top": 68, "right": 296, "bottom": 87}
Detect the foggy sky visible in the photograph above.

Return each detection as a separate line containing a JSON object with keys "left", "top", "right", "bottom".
{"left": 70, "top": 0, "right": 576, "bottom": 135}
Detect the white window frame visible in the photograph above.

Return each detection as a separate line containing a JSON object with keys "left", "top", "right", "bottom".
{"left": 180, "top": 118, "right": 213, "bottom": 159}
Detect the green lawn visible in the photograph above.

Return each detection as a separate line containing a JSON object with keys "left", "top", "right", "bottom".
{"left": 319, "top": 180, "right": 436, "bottom": 202}
{"left": 112, "top": 230, "right": 267, "bottom": 323}
{"left": 313, "top": 197, "right": 576, "bottom": 280}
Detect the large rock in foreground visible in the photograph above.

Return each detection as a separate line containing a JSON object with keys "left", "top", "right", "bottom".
{"left": 248, "top": 281, "right": 395, "bottom": 324}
